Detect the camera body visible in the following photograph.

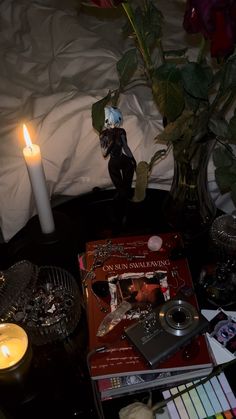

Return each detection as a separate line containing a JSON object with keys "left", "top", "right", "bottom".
{"left": 125, "top": 299, "right": 209, "bottom": 368}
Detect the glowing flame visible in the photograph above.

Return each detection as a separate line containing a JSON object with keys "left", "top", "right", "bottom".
{"left": 23, "top": 124, "right": 32, "bottom": 148}
{"left": 1, "top": 345, "right": 10, "bottom": 358}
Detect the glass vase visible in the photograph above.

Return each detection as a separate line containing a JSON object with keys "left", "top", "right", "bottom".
{"left": 162, "top": 139, "right": 217, "bottom": 242}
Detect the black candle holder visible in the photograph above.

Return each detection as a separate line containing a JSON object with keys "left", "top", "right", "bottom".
{"left": 6, "top": 211, "right": 80, "bottom": 278}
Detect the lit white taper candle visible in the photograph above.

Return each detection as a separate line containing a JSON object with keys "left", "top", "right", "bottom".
{"left": 22, "top": 124, "right": 55, "bottom": 234}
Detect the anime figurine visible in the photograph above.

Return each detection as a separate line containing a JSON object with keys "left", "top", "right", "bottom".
{"left": 100, "top": 106, "right": 136, "bottom": 201}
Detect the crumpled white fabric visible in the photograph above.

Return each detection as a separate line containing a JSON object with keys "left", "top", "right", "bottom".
{"left": 0, "top": 0, "right": 234, "bottom": 241}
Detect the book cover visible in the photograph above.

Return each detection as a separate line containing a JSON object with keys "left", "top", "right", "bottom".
{"left": 82, "top": 234, "right": 213, "bottom": 380}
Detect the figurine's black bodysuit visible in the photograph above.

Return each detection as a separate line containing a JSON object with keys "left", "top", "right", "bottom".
{"left": 100, "top": 127, "right": 136, "bottom": 200}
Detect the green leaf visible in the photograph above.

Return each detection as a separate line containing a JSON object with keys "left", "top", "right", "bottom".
{"left": 191, "top": 111, "right": 209, "bottom": 139}
{"left": 152, "top": 63, "right": 185, "bottom": 121}
{"left": 213, "top": 146, "right": 234, "bottom": 167}
{"left": 149, "top": 148, "right": 167, "bottom": 169}
{"left": 220, "top": 53, "right": 236, "bottom": 94}
{"left": 213, "top": 144, "right": 236, "bottom": 200}
{"left": 164, "top": 48, "right": 187, "bottom": 57}
{"left": 126, "top": 2, "right": 163, "bottom": 50}
{"left": 228, "top": 114, "right": 236, "bottom": 143}
{"left": 184, "top": 92, "right": 201, "bottom": 113}
{"left": 132, "top": 6, "right": 143, "bottom": 34}
{"left": 155, "top": 110, "right": 194, "bottom": 143}
{"left": 91, "top": 91, "right": 112, "bottom": 133}
{"left": 231, "top": 182, "right": 236, "bottom": 206}
{"left": 143, "top": 2, "right": 163, "bottom": 48}
{"left": 117, "top": 49, "right": 138, "bottom": 88}
{"left": 208, "top": 115, "right": 229, "bottom": 138}
{"left": 181, "top": 62, "right": 213, "bottom": 100}
{"left": 214, "top": 167, "right": 236, "bottom": 194}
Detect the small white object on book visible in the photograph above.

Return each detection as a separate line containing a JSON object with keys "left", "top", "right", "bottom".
{"left": 147, "top": 236, "right": 163, "bottom": 251}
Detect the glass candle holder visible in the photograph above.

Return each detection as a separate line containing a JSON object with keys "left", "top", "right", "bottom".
{"left": 203, "top": 211, "right": 236, "bottom": 306}
{"left": 210, "top": 211, "right": 236, "bottom": 262}
{"left": 0, "top": 323, "right": 32, "bottom": 386}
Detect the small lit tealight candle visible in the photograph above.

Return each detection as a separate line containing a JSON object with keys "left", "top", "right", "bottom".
{"left": 0, "top": 323, "right": 33, "bottom": 405}
{"left": 0, "top": 323, "right": 28, "bottom": 370}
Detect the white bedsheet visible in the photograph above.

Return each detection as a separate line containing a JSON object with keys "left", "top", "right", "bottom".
{"left": 0, "top": 0, "right": 234, "bottom": 242}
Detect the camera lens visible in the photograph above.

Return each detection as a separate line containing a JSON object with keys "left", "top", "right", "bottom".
{"left": 172, "top": 310, "right": 186, "bottom": 325}
{"left": 159, "top": 300, "right": 199, "bottom": 336}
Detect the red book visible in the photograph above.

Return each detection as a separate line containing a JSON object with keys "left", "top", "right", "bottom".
{"left": 81, "top": 233, "right": 213, "bottom": 381}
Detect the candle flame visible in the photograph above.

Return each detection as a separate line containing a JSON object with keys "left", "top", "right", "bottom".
{"left": 1, "top": 345, "right": 10, "bottom": 358}
{"left": 23, "top": 124, "right": 32, "bottom": 148}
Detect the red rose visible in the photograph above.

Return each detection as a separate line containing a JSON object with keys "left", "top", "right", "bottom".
{"left": 183, "top": 0, "right": 236, "bottom": 58}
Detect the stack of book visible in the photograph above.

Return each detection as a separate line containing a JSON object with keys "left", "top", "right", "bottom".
{"left": 80, "top": 233, "right": 213, "bottom": 401}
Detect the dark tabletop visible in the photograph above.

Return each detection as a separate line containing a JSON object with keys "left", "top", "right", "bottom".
{"left": 0, "top": 188, "right": 235, "bottom": 419}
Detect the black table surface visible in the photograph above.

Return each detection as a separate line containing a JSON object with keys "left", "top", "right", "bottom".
{"left": 0, "top": 188, "right": 235, "bottom": 419}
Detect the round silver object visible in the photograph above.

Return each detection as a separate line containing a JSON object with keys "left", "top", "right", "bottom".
{"left": 159, "top": 299, "right": 199, "bottom": 336}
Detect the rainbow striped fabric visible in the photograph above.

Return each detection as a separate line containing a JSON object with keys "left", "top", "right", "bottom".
{"left": 162, "top": 373, "right": 236, "bottom": 419}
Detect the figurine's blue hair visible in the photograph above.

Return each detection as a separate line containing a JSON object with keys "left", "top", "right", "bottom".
{"left": 104, "top": 106, "right": 123, "bottom": 128}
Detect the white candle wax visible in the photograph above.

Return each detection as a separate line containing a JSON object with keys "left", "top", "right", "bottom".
{"left": 23, "top": 124, "right": 55, "bottom": 234}
{"left": 0, "top": 324, "right": 28, "bottom": 370}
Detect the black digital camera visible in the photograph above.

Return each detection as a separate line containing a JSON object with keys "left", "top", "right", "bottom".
{"left": 125, "top": 299, "right": 209, "bottom": 368}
